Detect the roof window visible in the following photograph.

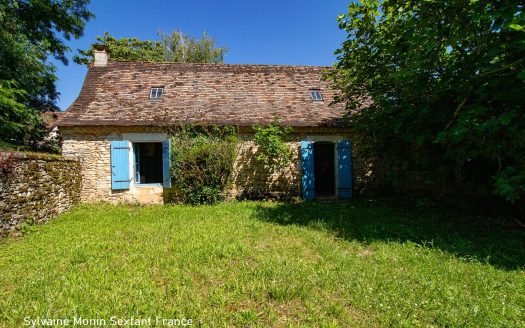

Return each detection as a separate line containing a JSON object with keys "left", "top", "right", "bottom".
{"left": 150, "top": 87, "right": 164, "bottom": 99}
{"left": 310, "top": 90, "right": 323, "bottom": 101}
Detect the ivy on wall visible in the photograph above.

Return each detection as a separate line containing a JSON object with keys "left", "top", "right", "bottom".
{"left": 252, "top": 117, "right": 293, "bottom": 172}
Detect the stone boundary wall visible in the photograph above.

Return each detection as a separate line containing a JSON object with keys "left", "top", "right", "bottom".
{"left": 0, "top": 152, "right": 81, "bottom": 237}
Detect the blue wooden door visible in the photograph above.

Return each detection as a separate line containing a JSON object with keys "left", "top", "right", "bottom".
{"left": 337, "top": 140, "right": 352, "bottom": 199}
{"left": 162, "top": 140, "right": 171, "bottom": 188}
{"left": 111, "top": 140, "right": 130, "bottom": 190}
{"left": 301, "top": 140, "right": 315, "bottom": 200}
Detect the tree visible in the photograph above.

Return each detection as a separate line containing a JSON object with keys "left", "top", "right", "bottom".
{"left": 74, "top": 32, "right": 165, "bottom": 65}
{"left": 159, "top": 30, "right": 227, "bottom": 64}
{"left": 329, "top": 1, "right": 524, "bottom": 206}
{"left": 75, "top": 30, "right": 228, "bottom": 65}
{"left": 0, "top": 0, "right": 93, "bottom": 148}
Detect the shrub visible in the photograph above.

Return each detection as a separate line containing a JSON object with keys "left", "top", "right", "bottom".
{"left": 169, "top": 126, "right": 238, "bottom": 205}
{"left": 252, "top": 117, "right": 293, "bottom": 171}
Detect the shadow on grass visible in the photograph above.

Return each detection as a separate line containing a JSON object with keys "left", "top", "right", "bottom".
{"left": 251, "top": 199, "right": 525, "bottom": 270}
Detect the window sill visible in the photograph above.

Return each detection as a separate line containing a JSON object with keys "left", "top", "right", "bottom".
{"left": 133, "top": 183, "right": 163, "bottom": 188}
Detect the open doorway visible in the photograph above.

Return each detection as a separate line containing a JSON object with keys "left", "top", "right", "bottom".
{"left": 314, "top": 142, "right": 335, "bottom": 198}
{"left": 133, "top": 142, "right": 163, "bottom": 184}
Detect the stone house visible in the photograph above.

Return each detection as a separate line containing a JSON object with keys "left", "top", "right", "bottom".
{"left": 57, "top": 48, "right": 359, "bottom": 204}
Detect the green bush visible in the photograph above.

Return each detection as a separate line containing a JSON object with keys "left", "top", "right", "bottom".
{"left": 169, "top": 126, "right": 238, "bottom": 205}
{"left": 252, "top": 117, "right": 293, "bottom": 171}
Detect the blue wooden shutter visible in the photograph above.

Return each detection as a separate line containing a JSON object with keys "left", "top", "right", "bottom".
{"left": 162, "top": 139, "right": 171, "bottom": 188}
{"left": 301, "top": 140, "right": 315, "bottom": 200}
{"left": 111, "top": 141, "right": 130, "bottom": 190}
{"left": 337, "top": 140, "right": 352, "bottom": 199}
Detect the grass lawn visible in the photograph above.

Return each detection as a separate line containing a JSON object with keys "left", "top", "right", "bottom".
{"left": 0, "top": 200, "right": 524, "bottom": 327}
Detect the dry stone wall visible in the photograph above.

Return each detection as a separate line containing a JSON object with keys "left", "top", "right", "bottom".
{"left": 0, "top": 152, "right": 81, "bottom": 237}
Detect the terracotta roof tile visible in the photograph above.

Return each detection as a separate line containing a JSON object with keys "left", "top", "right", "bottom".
{"left": 40, "top": 112, "right": 64, "bottom": 128}
{"left": 58, "top": 61, "right": 347, "bottom": 127}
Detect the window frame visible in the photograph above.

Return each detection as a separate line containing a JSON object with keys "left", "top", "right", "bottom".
{"left": 149, "top": 87, "right": 164, "bottom": 100}
{"left": 310, "top": 90, "right": 323, "bottom": 101}
{"left": 132, "top": 142, "right": 164, "bottom": 186}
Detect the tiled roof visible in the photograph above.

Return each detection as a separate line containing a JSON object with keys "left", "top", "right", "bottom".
{"left": 58, "top": 61, "right": 347, "bottom": 127}
{"left": 40, "top": 112, "right": 64, "bottom": 128}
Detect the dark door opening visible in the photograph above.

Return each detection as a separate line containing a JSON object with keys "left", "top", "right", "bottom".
{"left": 133, "top": 142, "right": 163, "bottom": 184}
{"left": 314, "top": 142, "right": 335, "bottom": 198}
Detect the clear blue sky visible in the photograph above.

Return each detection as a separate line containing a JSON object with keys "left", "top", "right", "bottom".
{"left": 53, "top": 0, "right": 350, "bottom": 110}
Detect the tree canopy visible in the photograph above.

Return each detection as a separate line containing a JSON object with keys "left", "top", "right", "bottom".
{"left": 0, "top": 0, "right": 93, "bottom": 149}
{"left": 74, "top": 30, "right": 228, "bottom": 65}
{"left": 330, "top": 0, "right": 525, "bottom": 206}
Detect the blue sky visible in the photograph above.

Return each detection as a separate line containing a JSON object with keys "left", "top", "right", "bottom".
{"left": 53, "top": 0, "right": 350, "bottom": 110}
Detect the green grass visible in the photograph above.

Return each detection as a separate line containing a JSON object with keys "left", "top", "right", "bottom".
{"left": 0, "top": 200, "right": 524, "bottom": 327}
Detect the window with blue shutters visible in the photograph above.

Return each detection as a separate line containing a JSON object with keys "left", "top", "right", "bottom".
{"left": 337, "top": 140, "right": 352, "bottom": 199}
{"left": 111, "top": 141, "right": 131, "bottom": 190}
{"left": 301, "top": 140, "right": 315, "bottom": 200}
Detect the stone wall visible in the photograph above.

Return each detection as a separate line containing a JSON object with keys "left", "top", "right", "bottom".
{"left": 61, "top": 131, "right": 118, "bottom": 202}
{"left": 229, "top": 139, "right": 302, "bottom": 199}
{"left": 0, "top": 152, "right": 81, "bottom": 237}
{"left": 61, "top": 128, "right": 164, "bottom": 204}
{"left": 230, "top": 134, "right": 371, "bottom": 199}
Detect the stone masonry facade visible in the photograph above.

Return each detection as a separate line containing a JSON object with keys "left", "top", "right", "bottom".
{"left": 61, "top": 127, "right": 165, "bottom": 204}
{"left": 230, "top": 139, "right": 301, "bottom": 199}
{"left": 0, "top": 152, "right": 81, "bottom": 237}
{"left": 60, "top": 126, "right": 367, "bottom": 204}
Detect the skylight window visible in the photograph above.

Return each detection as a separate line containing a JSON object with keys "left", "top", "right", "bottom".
{"left": 150, "top": 87, "right": 164, "bottom": 99}
{"left": 310, "top": 90, "right": 323, "bottom": 101}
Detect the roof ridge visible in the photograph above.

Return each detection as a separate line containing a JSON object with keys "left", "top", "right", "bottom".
{"left": 105, "top": 60, "right": 333, "bottom": 69}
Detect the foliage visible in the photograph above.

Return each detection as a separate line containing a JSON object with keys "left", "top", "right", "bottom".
{"left": 18, "top": 217, "right": 35, "bottom": 235}
{"left": 74, "top": 32, "right": 165, "bottom": 65}
{"left": 159, "top": 30, "right": 228, "bottom": 64}
{"left": 329, "top": 1, "right": 525, "bottom": 204}
{"left": 0, "top": 139, "right": 22, "bottom": 151}
{"left": 75, "top": 30, "right": 228, "bottom": 65}
{"left": 0, "top": 201, "right": 524, "bottom": 326}
{"left": 0, "top": 80, "right": 45, "bottom": 148}
{"left": 0, "top": 80, "right": 28, "bottom": 137}
{"left": 252, "top": 117, "right": 293, "bottom": 171}
{"left": 169, "top": 126, "right": 238, "bottom": 205}
{"left": 0, "top": 0, "right": 93, "bottom": 148}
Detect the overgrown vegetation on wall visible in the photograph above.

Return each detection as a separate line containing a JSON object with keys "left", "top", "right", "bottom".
{"left": 252, "top": 118, "right": 293, "bottom": 172}
{"left": 0, "top": 151, "right": 81, "bottom": 237}
{"left": 169, "top": 126, "right": 238, "bottom": 205}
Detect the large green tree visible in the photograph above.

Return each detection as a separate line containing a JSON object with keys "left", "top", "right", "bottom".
{"left": 0, "top": 0, "right": 93, "bottom": 148}
{"left": 330, "top": 1, "right": 525, "bottom": 207}
{"left": 75, "top": 30, "right": 228, "bottom": 65}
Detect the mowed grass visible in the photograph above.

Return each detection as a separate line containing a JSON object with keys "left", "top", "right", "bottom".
{"left": 0, "top": 201, "right": 524, "bottom": 327}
